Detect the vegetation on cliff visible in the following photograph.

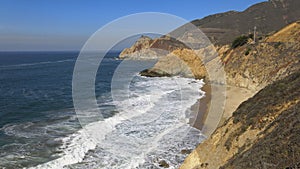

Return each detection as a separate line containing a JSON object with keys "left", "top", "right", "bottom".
{"left": 190, "top": 0, "right": 300, "bottom": 45}
{"left": 231, "top": 35, "right": 249, "bottom": 48}
{"left": 180, "top": 71, "right": 300, "bottom": 169}
{"left": 180, "top": 21, "right": 300, "bottom": 169}
{"left": 138, "top": 21, "right": 300, "bottom": 91}
{"left": 222, "top": 71, "right": 300, "bottom": 169}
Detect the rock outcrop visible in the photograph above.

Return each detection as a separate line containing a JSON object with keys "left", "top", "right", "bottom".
{"left": 119, "top": 35, "right": 188, "bottom": 60}
{"left": 140, "top": 48, "right": 207, "bottom": 79}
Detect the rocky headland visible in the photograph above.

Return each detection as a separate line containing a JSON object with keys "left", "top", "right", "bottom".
{"left": 119, "top": 35, "right": 188, "bottom": 60}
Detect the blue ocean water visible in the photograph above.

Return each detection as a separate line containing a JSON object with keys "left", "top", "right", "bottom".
{"left": 0, "top": 51, "right": 121, "bottom": 168}
{"left": 0, "top": 51, "right": 204, "bottom": 169}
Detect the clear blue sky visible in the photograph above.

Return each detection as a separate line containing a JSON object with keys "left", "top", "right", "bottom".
{"left": 0, "top": 0, "right": 266, "bottom": 51}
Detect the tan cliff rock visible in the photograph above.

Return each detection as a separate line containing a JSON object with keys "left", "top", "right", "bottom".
{"left": 180, "top": 71, "right": 300, "bottom": 169}
{"left": 119, "top": 35, "right": 188, "bottom": 60}
{"left": 222, "top": 21, "right": 300, "bottom": 91}
{"left": 180, "top": 21, "right": 300, "bottom": 169}
{"left": 266, "top": 21, "right": 300, "bottom": 43}
{"left": 140, "top": 48, "right": 207, "bottom": 79}
{"left": 140, "top": 21, "right": 300, "bottom": 91}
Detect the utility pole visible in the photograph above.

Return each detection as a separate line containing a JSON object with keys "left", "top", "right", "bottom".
{"left": 253, "top": 26, "right": 257, "bottom": 43}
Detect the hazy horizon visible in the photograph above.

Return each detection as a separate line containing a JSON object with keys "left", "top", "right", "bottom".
{"left": 0, "top": 0, "right": 266, "bottom": 51}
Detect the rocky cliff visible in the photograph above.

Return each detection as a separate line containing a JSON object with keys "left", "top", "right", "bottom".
{"left": 179, "top": 21, "right": 300, "bottom": 169}
{"left": 140, "top": 21, "right": 300, "bottom": 91}
{"left": 119, "top": 35, "right": 188, "bottom": 60}
{"left": 180, "top": 70, "right": 300, "bottom": 169}
{"left": 140, "top": 48, "right": 207, "bottom": 79}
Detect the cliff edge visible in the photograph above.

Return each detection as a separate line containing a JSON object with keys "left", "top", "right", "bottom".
{"left": 119, "top": 35, "right": 188, "bottom": 60}
{"left": 179, "top": 21, "right": 300, "bottom": 169}
{"left": 140, "top": 21, "right": 300, "bottom": 91}
{"left": 180, "top": 70, "right": 300, "bottom": 169}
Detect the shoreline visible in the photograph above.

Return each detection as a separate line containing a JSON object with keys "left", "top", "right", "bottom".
{"left": 189, "top": 83, "right": 256, "bottom": 132}
{"left": 189, "top": 83, "right": 211, "bottom": 130}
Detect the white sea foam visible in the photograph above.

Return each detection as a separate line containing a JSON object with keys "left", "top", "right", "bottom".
{"left": 29, "top": 76, "right": 204, "bottom": 169}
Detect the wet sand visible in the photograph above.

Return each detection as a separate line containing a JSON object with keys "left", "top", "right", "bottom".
{"left": 190, "top": 83, "right": 256, "bottom": 132}
{"left": 189, "top": 84, "right": 211, "bottom": 130}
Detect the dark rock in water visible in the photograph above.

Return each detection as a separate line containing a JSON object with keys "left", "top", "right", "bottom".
{"left": 140, "top": 69, "right": 171, "bottom": 78}
{"left": 158, "top": 160, "right": 170, "bottom": 168}
{"left": 181, "top": 149, "right": 192, "bottom": 154}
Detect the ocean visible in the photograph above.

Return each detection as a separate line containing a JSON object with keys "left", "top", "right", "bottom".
{"left": 0, "top": 51, "right": 205, "bottom": 169}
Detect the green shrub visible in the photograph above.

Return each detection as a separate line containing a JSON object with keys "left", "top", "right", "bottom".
{"left": 231, "top": 35, "right": 249, "bottom": 48}
{"left": 248, "top": 33, "right": 254, "bottom": 39}
{"left": 245, "top": 48, "right": 251, "bottom": 56}
{"left": 274, "top": 42, "right": 282, "bottom": 49}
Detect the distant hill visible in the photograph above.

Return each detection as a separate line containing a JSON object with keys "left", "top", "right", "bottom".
{"left": 191, "top": 0, "right": 300, "bottom": 45}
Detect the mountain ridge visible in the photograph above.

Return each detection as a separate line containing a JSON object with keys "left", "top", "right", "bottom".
{"left": 191, "top": 0, "right": 300, "bottom": 44}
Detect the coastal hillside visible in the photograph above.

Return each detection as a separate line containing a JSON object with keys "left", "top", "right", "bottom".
{"left": 179, "top": 21, "right": 300, "bottom": 169}
{"left": 220, "top": 21, "right": 300, "bottom": 90}
{"left": 140, "top": 21, "right": 300, "bottom": 91}
{"left": 180, "top": 70, "right": 300, "bottom": 169}
{"left": 191, "top": 0, "right": 300, "bottom": 44}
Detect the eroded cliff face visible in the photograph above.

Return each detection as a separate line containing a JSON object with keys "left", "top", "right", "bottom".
{"left": 180, "top": 71, "right": 300, "bottom": 169}
{"left": 222, "top": 21, "right": 300, "bottom": 90}
{"left": 119, "top": 35, "right": 188, "bottom": 60}
{"left": 140, "top": 48, "right": 207, "bottom": 79}
{"left": 139, "top": 21, "right": 300, "bottom": 91}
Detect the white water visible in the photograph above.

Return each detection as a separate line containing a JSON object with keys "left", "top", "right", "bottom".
{"left": 29, "top": 76, "right": 205, "bottom": 169}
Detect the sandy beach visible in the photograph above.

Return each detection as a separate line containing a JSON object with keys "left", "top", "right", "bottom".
{"left": 190, "top": 83, "right": 256, "bottom": 133}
